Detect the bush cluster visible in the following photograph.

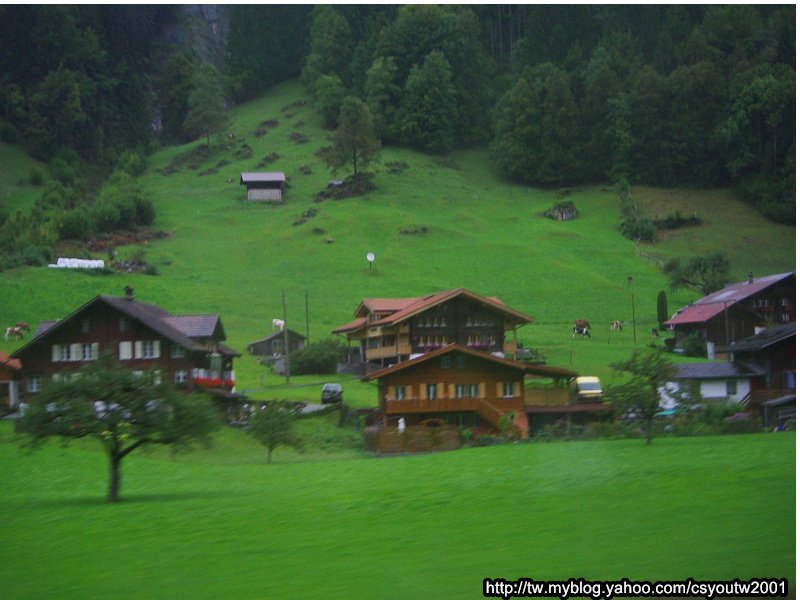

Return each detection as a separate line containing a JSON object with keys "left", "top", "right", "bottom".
{"left": 288, "top": 339, "right": 349, "bottom": 375}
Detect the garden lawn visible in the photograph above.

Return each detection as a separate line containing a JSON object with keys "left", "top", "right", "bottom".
{"left": 0, "top": 421, "right": 793, "bottom": 599}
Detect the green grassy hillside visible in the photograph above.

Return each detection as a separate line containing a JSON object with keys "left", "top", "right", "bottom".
{"left": 0, "top": 80, "right": 794, "bottom": 404}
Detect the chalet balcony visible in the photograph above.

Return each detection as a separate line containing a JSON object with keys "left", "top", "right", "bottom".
{"left": 385, "top": 397, "right": 479, "bottom": 414}
{"left": 365, "top": 343, "right": 412, "bottom": 361}
{"left": 192, "top": 368, "right": 235, "bottom": 390}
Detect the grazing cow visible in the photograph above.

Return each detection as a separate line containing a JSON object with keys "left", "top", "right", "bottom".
{"left": 575, "top": 319, "right": 591, "bottom": 330}
{"left": 651, "top": 328, "right": 660, "bottom": 338}
{"left": 15, "top": 322, "right": 30, "bottom": 333}
{"left": 610, "top": 320, "right": 623, "bottom": 332}
{"left": 4, "top": 326, "right": 25, "bottom": 340}
{"left": 572, "top": 325, "right": 591, "bottom": 339}
{"left": 272, "top": 318, "right": 285, "bottom": 331}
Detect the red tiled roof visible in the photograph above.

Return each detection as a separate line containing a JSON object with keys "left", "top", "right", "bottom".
{"left": 332, "top": 317, "right": 367, "bottom": 334}
{"left": 0, "top": 351, "right": 21, "bottom": 371}
{"left": 340, "top": 289, "right": 532, "bottom": 333}
{"left": 664, "top": 303, "right": 730, "bottom": 325}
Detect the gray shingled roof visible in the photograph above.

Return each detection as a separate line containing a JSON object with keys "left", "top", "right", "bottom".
{"left": 718, "top": 323, "right": 795, "bottom": 353}
{"left": 673, "top": 362, "right": 765, "bottom": 380}
{"left": 17, "top": 295, "right": 239, "bottom": 358}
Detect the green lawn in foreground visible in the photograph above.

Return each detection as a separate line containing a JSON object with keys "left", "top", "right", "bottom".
{"left": 0, "top": 421, "right": 793, "bottom": 599}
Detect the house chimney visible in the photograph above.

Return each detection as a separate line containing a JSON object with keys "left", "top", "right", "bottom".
{"left": 124, "top": 285, "right": 134, "bottom": 300}
{"left": 748, "top": 272, "right": 754, "bottom": 284}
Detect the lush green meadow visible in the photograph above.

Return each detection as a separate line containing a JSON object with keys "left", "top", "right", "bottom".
{"left": 0, "top": 79, "right": 795, "bottom": 403}
{"left": 0, "top": 421, "right": 793, "bottom": 599}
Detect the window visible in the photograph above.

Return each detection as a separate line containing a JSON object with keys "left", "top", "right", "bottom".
{"left": 134, "top": 340, "right": 161, "bottom": 359}
{"left": 427, "top": 384, "right": 437, "bottom": 400}
{"left": 119, "top": 317, "right": 129, "bottom": 332}
{"left": 60, "top": 344, "right": 71, "bottom": 362}
{"left": 81, "top": 318, "right": 91, "bottom": 333}
{"left": 82, "top": 343, "right": 98, "bottom": 361}
{"left": 119, "top": 341, "right": 133, "bottom": 360}
{"left": 171, "top": 345, "right": 186, "bottom": 359}
{"left": 456, "top": 355, "right": 466, "bottom": 369}
{"left": 441, "top": 356, "right": 452, "bottom": 369}
{"left": 395, "top": 386, "right": 406, "bottom": 400}
{"left": 175, "top": 370, "right": 188, "bottom": 384}
{"left": 455, "top": 384, "right": 466, "bottom": 398}
{"left": 503, "top": 382, "right": 515, "bottom": 398}
{"left": 26, "top": 376, "right": 43, "bottom": 393}
{"left": 469, "top": 383, "right": 479, "bottom": 398}
{"left": 726, "top": 380, "right": 737, "bottom": 396}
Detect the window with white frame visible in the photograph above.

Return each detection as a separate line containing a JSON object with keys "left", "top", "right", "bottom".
{"left": 26, "top": 376, "right": 43, "bottom": 393}
{"left": 82, "top": 343, "right": 98, "bottom": 361}
{"left": 175, "top": 370, "right": 188, "bottom": 384}
{"left": 171, "top": 344, "right": 186, "bottom": 359}
{"left": 726, "top": 380, "right": 737, "bottom": 396}
{"left": 426, "top": 383, "right": 437, "bottom": 400}
{"left": 395, "top": 386, "right": 406, "bottom": 400}
{"left": 119, "top": 341, "right": 133, "bottom": 360}
{"left": 503, "top": 381, "right": 515, "bottom": 397}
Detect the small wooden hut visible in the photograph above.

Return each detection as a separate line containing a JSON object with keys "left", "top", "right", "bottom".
{"left": 240, "top": 172, "right": 286, "bottom": 202}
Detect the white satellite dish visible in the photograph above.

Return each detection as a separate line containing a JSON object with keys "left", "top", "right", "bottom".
{"left": 366, "top": 252, "right": 375, "bottom": 269}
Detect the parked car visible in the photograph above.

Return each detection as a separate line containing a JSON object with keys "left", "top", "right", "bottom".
{"left": 570, "top": 376, "right": 603, "bottom": 402}
{"left": 321, "top": 383, "right": 343, "bottom": 403}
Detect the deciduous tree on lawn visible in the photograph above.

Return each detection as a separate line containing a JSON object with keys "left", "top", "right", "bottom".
{"left": 247, "top": 401, "right": 304, "bottom": 464}
{"left": 323, "top": 96, "right": 380, "bottom": 191}
{"left": 606, "top": 349, "right": 680, "bottom": 445}
{"left": 17, "top": 354, "right": 218, "bottom": 502}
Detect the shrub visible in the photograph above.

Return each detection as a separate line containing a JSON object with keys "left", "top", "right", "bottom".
{"left": 57, "top": 209, "right": 96, "bottom": 240}
{"left": 28, "top": 168, "right": 44, "bottom": 186}
{"left": 289, "top": 339, "right": 349, "bottom": 375}
{"left": 20, "top": 244, "right": 52, "bottom": 266}
{"left": 678, "top": 332, "right": 707, "bottom": 357}
{"left": 49, "top": 156, "right": 79, "bottom": 187}
{"left": 116, "top": 151, "right": 147, "bottom": 177}
{"left": 720, "top": 412, "right": 761, "bottom": 434}
{"left": 0, "top": 121, "right": 18, "bottom": 143}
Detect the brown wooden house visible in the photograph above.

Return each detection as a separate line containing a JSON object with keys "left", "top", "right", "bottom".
{"left": 11, "top": 290, "right": 240, "bottom": 400}
{"left": 240, "top": 172, "right": 286, "bottom": 202}
{"left": 665, "top": 272, "right": 795, "bottom": 358}
{"left": 333, "top": 288, "right": 533, "bottom": 368}
{"left": 0, "top": 351, "right": 21, "bottom": 409}
{"left": 718, "top": 323, "right": 796, "bottom": 422}
{"left": 366, "top": 343, "right": 577, "bottom": 438}
{"left": 247, "top": 329, "right": 306, "bottom": 357}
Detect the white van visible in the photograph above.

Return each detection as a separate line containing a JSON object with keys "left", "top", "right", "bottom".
{"left": 570, "top": 376, "right": 603, "bottom": 402}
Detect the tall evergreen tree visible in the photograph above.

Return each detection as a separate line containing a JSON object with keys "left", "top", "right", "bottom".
{"left": 324, "top": 96, "right": 380, "bottom": 190}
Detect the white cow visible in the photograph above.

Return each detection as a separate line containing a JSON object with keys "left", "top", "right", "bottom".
{"left": 272, "top": 318, "right": 285, "bottom": 331}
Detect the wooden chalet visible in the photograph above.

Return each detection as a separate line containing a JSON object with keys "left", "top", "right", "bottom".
{"left": 333, "top": 288, "right": 533, "bottom": 368}
{"left": 718, "top": 323, "right": 796, "bottom": 424}
{"left": 665, "top": 272, "right": 795, "bottom": 358}
{"left": 240, "top": 172, "right": 286, "bottom": 202}
{"left": 247, "top": 329, "right": 306, "bottom": 357}
{"left": 366, "top": 343, "right": 577, "bottom": 439}
{"left": 0, "top": 351, "right": 21, "bottom": 409}
{"left": 11, "top": 289, "right": 241, "bottom": 400}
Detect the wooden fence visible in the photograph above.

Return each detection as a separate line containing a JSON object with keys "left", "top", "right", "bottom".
{"left": 364, "top": 425, "right": 461, "bottom": 454}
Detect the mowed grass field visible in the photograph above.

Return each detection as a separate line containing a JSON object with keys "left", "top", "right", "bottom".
{"left": 0, "top": 80, "right": 795, "bottom": 404}
{"left": 0, "top": 421, "right": 794, "bottom": 599}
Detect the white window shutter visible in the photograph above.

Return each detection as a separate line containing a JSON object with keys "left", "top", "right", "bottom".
{"left": 52, "top": 345, "right": 60, "bottom": 363}
{"left": 70, "top": 344, "right": 81, "bottom": 362}
{"left": 119, "top": 342, "right": 132, "bottom": 360}
{"left": 134, "top": 341, "right": 143, "bottom": 359}
{"left": 91, "top": 343, "right": 99, "bottom": 360}
{"left": 153, "top": 340, "right": 161, "bottom": 358}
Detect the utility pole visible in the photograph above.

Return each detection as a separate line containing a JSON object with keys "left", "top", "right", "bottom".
{"left": 282, "top": 290, "right": 290, "bottom": 384}
{"left": 305, "top": 291, "right": 310, "bottom": 344}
